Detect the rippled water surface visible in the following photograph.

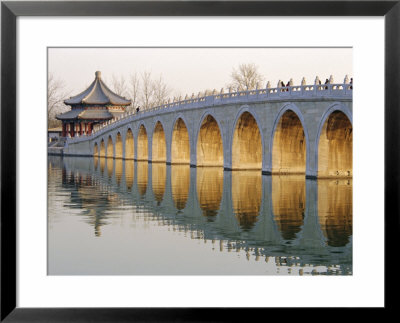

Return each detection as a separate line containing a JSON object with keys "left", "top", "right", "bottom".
{"left": 48, "top": 156, "right": 352, "bottom": 275}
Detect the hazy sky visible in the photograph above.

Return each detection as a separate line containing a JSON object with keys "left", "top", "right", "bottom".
{"left": 48, "top": 47, "right": 352, "bottom": 98}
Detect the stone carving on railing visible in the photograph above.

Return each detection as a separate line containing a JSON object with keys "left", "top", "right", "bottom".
{"left": 78, "top": 76, "right": 353, "bottom": 141}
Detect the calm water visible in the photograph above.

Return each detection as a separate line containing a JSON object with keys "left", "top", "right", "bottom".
{"left": 48, "top": 156, "right": 352, "bottom": 275}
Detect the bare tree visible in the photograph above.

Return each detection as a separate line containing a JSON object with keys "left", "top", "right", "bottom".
{"left": 111, "top": 74, "right": 128, "bottom": 97}
{"left": 47, "top": 73, "right": 69, "bottom": 128}
{"left": 152, "top": 75, "right": 171, "bottom": 107}
{"left": 228, "top": 63, "right": 265, "bottom": 91}
{"left": 140, "top": 71, "right": 154, "bottom": 110}
{"left": 128, "top": 72, "right": 140, "bottom": 112}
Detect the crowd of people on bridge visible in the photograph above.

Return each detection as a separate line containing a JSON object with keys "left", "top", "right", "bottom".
{"left": 279, "top": 76, "right": 353, "bottom": 92}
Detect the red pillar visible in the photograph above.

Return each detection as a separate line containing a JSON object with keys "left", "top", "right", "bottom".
{"left": 88, "top": 123, "right": 92, "bottom": 135}
{"left": 70, "top": 122, "right": 75, "bottom": 137}
{"left": 62, "top": 123, "right": 66, "bottom": 137}
{"left": 80, "top": 122, "right": 83, "bottom": 136}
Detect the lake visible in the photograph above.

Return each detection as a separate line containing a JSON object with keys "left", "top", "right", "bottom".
{"left": 48, "top": 156, "right": 352, "bottom": 275}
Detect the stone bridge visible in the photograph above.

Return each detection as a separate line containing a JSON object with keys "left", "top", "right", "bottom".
{"left": 63, "top": 82, "right": 353, "bottom": 179}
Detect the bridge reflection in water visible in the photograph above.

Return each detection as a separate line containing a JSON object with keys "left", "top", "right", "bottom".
{"left": 48, "top": 156, "right": 352, "bottom": 275}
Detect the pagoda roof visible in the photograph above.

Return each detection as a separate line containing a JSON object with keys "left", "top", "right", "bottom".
{"left": 64, "top": 71, "right": 131, "bottom": 106}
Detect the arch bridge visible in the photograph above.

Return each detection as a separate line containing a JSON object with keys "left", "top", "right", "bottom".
{"left": 64, "top": 83, "right": 353, "bottom": 179}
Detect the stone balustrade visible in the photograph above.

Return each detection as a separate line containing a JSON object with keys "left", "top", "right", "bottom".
{"left": 68, "top": 82, "right": 352, "bottom": 145}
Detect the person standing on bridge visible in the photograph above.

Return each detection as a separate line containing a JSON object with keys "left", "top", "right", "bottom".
{"left": 286, "top": 80, "right": 291, "bottom": 91}
{"left": 324, "top": 78, "right": 329, "bottom": 90}
{"left": 136, "top": 106, "right": 140, "bottom": 113}
{"left": 280, "top": 81, "right": 285, "bottom": 92}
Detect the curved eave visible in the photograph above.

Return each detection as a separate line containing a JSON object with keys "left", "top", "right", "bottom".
{"left": 108, "top": 100, "right": 131, "bottom": 106}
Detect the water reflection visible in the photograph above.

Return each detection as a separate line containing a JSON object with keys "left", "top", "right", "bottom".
{"left": 125, "top": 160, "right": 134, "bottom": 190}
{"left": 115, "top": 159, "right": 123, "bottom": 186}
{"left": 137, "top": 161, "right": 148, "bottom": 196}
{"left": 197, "top": 167, "right": 223, "bottom": 219}
{"left": 171, "top": 165, "right": 190, "bottom": 210}
{"left": 100, "top": 157, "right": 105, "bottom": 174}
{"left": 152, "top": 162, "right": 166, "bottom": 204}
{"left": 94, "top": 155, "right": 98, "bottom": 170}
{"left": 318, "top": 179, "right": 352, "bottom": 247}
{"left": 61, "top": 167, "right": 119, "bottom": 237}
{"left": 106, "top": 158, "right": 113, "bottom": 178}
{"left": 272, "top": 175, "right": 305, "bottom": 240}
{"left": 48, "top": 156, "right": 353, "bottom": 275}
{"left": 232, "top": 170, "right": 262, "bottom": 231}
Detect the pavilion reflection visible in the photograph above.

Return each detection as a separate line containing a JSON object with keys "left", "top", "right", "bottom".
{"left": 318, "top": 179, "right": 352, "bottom": 247}
{"left": 272, "top": 175, "right": 305, "bottom": 240}
{"left": 196, "top": 167, "right": 223, "bottom": 219}
{"left": 152, "top": 162, "right": 166, "bottom": 204}
{"left": 61, "top": 167, "right": 119, "bottom": 237}
{"left": 171, "top": 165, "right": 190, "bottom": 210}
{"left": 232, "top": 170, "right": 261, "bottom": 230}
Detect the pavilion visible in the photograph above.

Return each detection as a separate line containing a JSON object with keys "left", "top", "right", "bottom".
{"left": 56, "top": 71, "right": 131, "bottom": 137}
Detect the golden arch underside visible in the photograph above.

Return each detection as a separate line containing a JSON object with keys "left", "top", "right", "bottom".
{"left": 99, "top": 140, "right": 106, "bottom": 157}
{"left": 197, "top": 115, "right": 223, "bottom": 167}
{"left": 106, "top": 137, "right": 113, "bottom": 158}
{"left": 137, "top": 125, "right": 148, "bottom": 161}
{"left": 272, "top": 110, "right": 306, "bottom": 174}
{"left": 171, "top": 118, "right": 190, "bottom": 164}
{"left": 125, "top": 129, "right": 134, "bottom": 160}
{"left": 93, "top": 143, "right": 98, "bottom": 156}
{"left": 318, "top": 111, "right": 352, "bottom": 178}
{"left": 93, "top": 108, "right": 352, "bottom": 178}
{"left": 115, "top": 133, "right": 123, "bottom": 159}
{"left": 152, "top": 122, "right": 167, "bottom": 162}
{"left": 232, "top": 112, "right": 262, "bottom": 170}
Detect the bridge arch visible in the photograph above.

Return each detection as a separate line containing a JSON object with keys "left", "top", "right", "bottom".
{"left": 171, "top": 115, "right": 191, "bottom": 164}
{"left": 316, "top": 104, "right": 353, "bottom": 177}
{"left": 231, "top": 107, "right": 263, "bottom": 170}
{"left": 270, "top": 104, "right": 309, "bottom": 174}
{"left": 196, "top": 112, "right": 224, "bottom": 167}
{"left": 137, "top": 123, "right": 149, "bottom": 161}
{"left": 93, "top": 142, "right": 98, "bottom": 157}
{"left": 106, "top": 135, "right": 113, "bottom": 158}
{"left": 125, "top": 128, "right": 135, "bottom": 159}
{"left": 115, "top": 132, "right": 123, "bottom": 159}
{"left": 152, "top": 120, "right": 167, "bottom": 162}
{"left": 99, "top": 139, "right": 106, "bottom": 157}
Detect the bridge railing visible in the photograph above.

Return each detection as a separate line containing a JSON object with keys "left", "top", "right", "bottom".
{"left": 68, "top": 82, "right": 352, "bottom": 144}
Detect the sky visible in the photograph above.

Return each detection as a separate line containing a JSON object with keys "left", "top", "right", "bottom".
{"left": 48, "top": 47, "right": 352, "bottom": 99}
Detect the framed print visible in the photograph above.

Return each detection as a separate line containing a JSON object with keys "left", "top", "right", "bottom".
{"left": 1, "top": 0, "right": 397, "bottom": 321}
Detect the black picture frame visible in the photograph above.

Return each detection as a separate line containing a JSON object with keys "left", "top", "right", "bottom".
{"left": 1, "top": 1, "right": 397, "bottom": 321}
